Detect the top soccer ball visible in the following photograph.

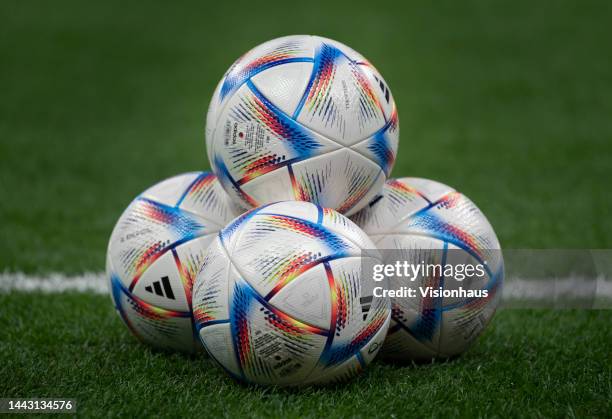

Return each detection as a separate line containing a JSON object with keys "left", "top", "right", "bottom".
{"left": 206, "top": 35, "right": 399, "bottom": 216}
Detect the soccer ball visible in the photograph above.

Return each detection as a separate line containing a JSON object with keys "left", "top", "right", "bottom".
{"left": 106, "top": 172, "right": 238, "bottom": 352}
{"left": 192, "top": 201, "right": 391, "bottom": 386}
{"left": 351, "top": 178, "right": 504, "bottom": 360}
{"left": 205, "top": 35, "right": 399, "bottom": 216}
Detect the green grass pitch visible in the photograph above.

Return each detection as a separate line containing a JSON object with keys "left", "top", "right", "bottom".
{"left": 1, "top": 0, "right": 611, "bottom": 417}
{"left": 1, "top": 294, "right": 610, "bottom": 417}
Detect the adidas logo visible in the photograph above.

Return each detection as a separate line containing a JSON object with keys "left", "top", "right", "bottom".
{"left": 145, "top": 276, "right": 175, "bottom": 300}
{"left": 373, "top": 75, "right": 390, "bottom": 104}
{"left": 360, "top": 295, "right": 373, "bottom": 320}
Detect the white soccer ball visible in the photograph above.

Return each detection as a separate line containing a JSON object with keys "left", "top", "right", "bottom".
{"left": 351, "top": 178, "right": 504, "bottom": 361}
{"left": 106, "top": 172, "right": 239, "bottom": 352}
{"left": 193, "top": 201, "right": 391, "bottom": 386}
{"left": 206, "top": 35, "right": 399, "bottom": 216}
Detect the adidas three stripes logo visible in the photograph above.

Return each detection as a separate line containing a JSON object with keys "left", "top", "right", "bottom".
{"left": 145, "top": 276, "right": 175, "bottom": 300}
{"left": 360, "top": 295, "right": 373, "bottom": 320}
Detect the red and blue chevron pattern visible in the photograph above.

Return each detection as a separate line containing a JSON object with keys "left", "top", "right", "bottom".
{"left": 193, "top": 202, "right": 390, "bottom": 385}
{"left": 207, "top": 35, "right": 399, "bottom": 216}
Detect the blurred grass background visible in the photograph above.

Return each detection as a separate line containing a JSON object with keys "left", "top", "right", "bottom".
{"left": 1, "top": 0, "right": 611, "bottom": 273}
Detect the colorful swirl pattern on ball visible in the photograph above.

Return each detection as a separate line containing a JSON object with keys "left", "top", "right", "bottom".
{"left": 194, "top": 204, "right": 389, "bottom": 383}
{"left": 356, "top": 178, "right": 504, "bottom": 352}
{"left": 211, "top": 37, "right": 398, "bottom": 214}
{"left": 220, "top": 39, "right": 312, "bottom": 101}
{"left": 108, "top": 172, "right": 234, "bottom": 352}
{"left": 366, "top": 107, "right": 399, "bottom": 177}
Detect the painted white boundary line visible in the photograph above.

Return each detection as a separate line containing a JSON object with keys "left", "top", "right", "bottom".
{"left": 0, "top": 272, "right": 107, "bottom": 294}
{"left": 1, "top": 272, "right": 611, "bottom": 305}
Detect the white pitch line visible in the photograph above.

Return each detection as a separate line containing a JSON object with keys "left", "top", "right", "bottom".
{"left": 500, "top": 277, "right": 612, "bottom": 309}
{"left": 0, "top": 272, "right": 107, "bottom": 294}
{"left": 501, "top": 277, "right": 612, "bottom": 300}
{"left": 1, "top": 272, "right": 611, "bottom": 305}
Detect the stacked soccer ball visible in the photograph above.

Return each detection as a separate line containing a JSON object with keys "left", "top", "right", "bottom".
{"left": 107, "top": 35, "right": 504, "bottom": 386}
